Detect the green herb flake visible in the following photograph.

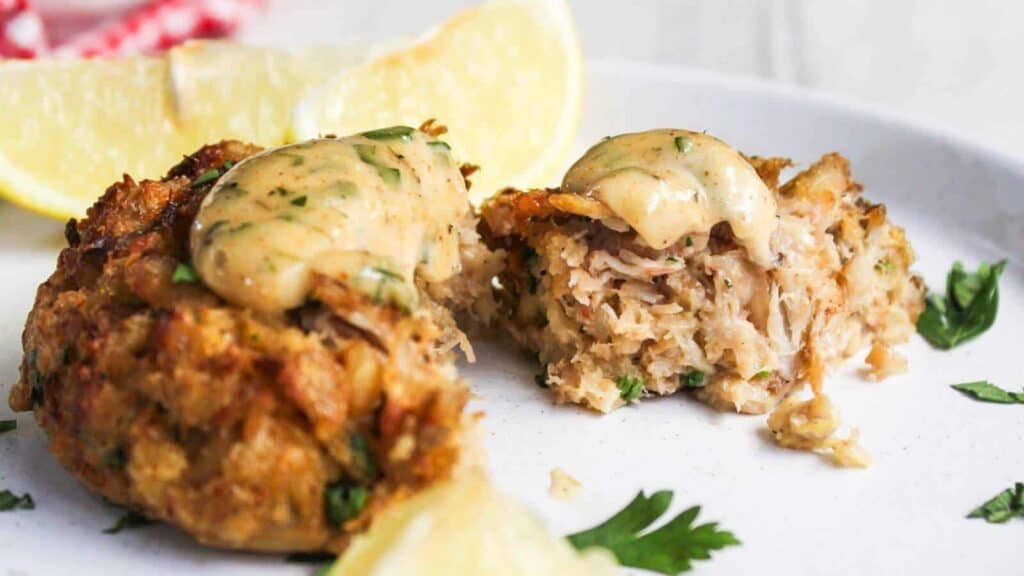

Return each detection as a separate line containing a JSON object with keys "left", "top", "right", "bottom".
{"left": 428, "top": 140, "right": 451, "bottom": 152}
{"left": 104, "top": 511, "right": 154, "bottom": 534}
{"left": 951, "top": 381, "right": 1024, "bottom": 404}
{"left": 666, "top": 256, "right": 679, "bottom": 263}
{"left": 968, "top": 483, "right": 1024, "bottom": 524}
{"left": 0, "top": 489, "right": 34, "bottom": 511}
{"left": 683, "top": 370, "right": 706, "bottom": 389}
{"left": 0, "top": 420, "right": 15, "bottom": 434}
{"left": 566, "top": 490, "right": 739, "bottom": 575}
{"left": 324, "top": 483, "right": 369, "bottom": 525}
{"left": 290, "top": 195, "right": 308, "bottom": 207}
{"left": 723, "top": 277, "right": 733, "bottom": 288}
{"left": 917, "top": 260, "right": 1006, "bottom": 349}
{"left": 350, "top": 433, "right": 377, "bottom": 479}
{"left": 674, "top": 136, "right": 692, "bottom": 154}
{"left": 685, "top": 236, "right": 694, "bottom": 247}
{"left": 875, "top": 259, "right": 895, "bottom": 273}
{"left": 362, "top": 125, "right": 415, "bottom": 141}
{"left": 192, "top": 168, "right": 221, "bottom": 187}
{"left": 753, "top": 369, "right": 773, "bottom": 380}
{"left": 616, "top": 375, "right": 645, "bottom": 403}
{"left": 171, "top": 262, "right": 199, "bottom": 284}
{"left": 354, "top": 144, "right": 401, "bottom": 186}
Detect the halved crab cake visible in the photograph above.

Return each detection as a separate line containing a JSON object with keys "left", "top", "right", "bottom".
{"left": 9, "top": 127, "right": 500, "bottom": 552}
{"left": 480, "top": 129, "right": 924, "bottom": 414}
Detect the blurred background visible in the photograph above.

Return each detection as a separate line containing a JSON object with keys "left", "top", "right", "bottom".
{"left": 17, "top": 0, "right": 1024, "bottom": 157}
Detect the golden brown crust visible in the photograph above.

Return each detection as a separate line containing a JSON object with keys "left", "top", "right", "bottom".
{"left": 10, "top": 141, "right": 467, "bottom": 552}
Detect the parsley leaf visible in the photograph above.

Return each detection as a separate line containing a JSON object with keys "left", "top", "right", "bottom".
{"left": 0, "top": 419, "right": 15, "bottom": 433}
{"left": 192, "top": 168, "right": 221, "bottom": 187}
{"left": 917, "top": 260, "right": 1006, "bottom": 349}
{"left": 616, "top": 375, "right": 645, "bottom": 403}
{"left": 567, "top": 491, "right": 739, "bottom": 575}
{"left": 171, "top": 262, "right": 199, "bottom": 284}
{"left": 968, "top": 483, "right": 1024, "bottom": 523}
{"left": 682, "top": 371, "right": 706, "bottom": 389}
{"left": 324, "top": 483, "right": 369, "bottom": 525}
{"left": 952, "top": 381, "right": 1024, "bottom": 404}
{"left": 0, "top": 489, "right": 34, "bottom": 511}
{"left": 104, "top": 511, "right": 154, "bottom": 534}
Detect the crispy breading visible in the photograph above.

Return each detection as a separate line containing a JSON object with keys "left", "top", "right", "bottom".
{"left": 9, "top": 141, "right": 473, "bottom": 553}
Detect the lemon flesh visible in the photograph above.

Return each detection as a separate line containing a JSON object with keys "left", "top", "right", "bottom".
{"left": 292, "top": 0, "right": 583, "bottom": 203}
{"left": 0, "top": 42, "right": 360, "bottom": 220}
{"left": 328, "top": 473, "right": 618, "bottom": 576}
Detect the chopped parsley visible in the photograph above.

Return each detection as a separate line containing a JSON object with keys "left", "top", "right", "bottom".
{"left": 0, "top": 419, "right": 15, "bottom": 434}
{"left": 616, "top": 375, "right": 645, "bottom": 403}
{"left": 324, "top": 483, "right": 369, "bottom": 525}
{"left": 0, "top": 489, "right": 34, "bottom": 511}
{"left": 290, "top": 195, "right": 308, "bottom": 207}
{"left": 362, "top": 125, "right": 415, "bottom": 141}
{"left": 968, "top": 483, "right": 1024, "bottom": 523}
{"left": 917, "top": 260, "right": 1006, "bottom": 349}
{"left": 875, "top": 259, "right": 895, "bottom": 273}
{"left": 951, "top": 381, "right": 1024, "bottom": 404}
{"left": 171, "top": 262, "right": 199, "bottom": 284}
{"left": 427, "top": 140, "right": 451, "bottom": 152}
{"left": 192, "top": 161, "right": 232, "bottom": 188}
{"left": 567, "top": 490, "right": 739, "bottom": 575}
{"left": 683, "top": 370, "right": 706, "bottom": 389}
{"left": 104, "top": 511, "right": 154, "bottom": 534}
{"left": 350, "top": 433, "right": 376, "bottom": 479}
{"left": 685, "top": 236, "right": 694, "bottom": 248}
{"left": 192, "top": 168, "right": 221, "bottom": 187}
{"left": 723, "top": 277, "right": 733, "bottom": 288}
{"left": 753, "top": 369, "right": 773, "bottom": 380}
{"left": 674, "top": 136, "right": 692, "bottom": 154}
{"left": 354, "top": 144, "right": 401, "bottom": 185}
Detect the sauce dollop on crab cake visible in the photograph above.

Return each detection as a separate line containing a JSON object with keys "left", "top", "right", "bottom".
{"left": 9, "top": 126, "right": 501, "bottom": 552}
{"left": 481, "top": 129, "right": 924, "bottom": 414}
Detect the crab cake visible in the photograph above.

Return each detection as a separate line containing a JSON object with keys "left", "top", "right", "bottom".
{"left": 480, "top": 129, "right": 924, "bottom": 414}
{"left": 8, "top": 127, "right": 501, "bottom": 552}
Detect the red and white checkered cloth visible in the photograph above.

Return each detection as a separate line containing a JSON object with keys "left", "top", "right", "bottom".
{"left": 0, "top": 0, "right": 263, "bottom": 59}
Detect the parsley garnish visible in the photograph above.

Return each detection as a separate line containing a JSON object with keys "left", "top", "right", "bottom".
{"left": 104, "top": 511, "right": 154, "bottom": 534}
{"left": 427, "top": 140, "right": 451, "bottom": 152}
{"left": 350, "top": 433, "right": 377, "bottom": 478}
{"left": 951, "top": 381, "right": 1024, "bottom": 404}
{"left": 324, "top": 483, "right": 369, "bottom": 525}
{"left": 192, "top": 168, "right": 221, "bottom": 187}
{"left": 968, "top": 483, "right": 1024, "bottom": 523}
{"left": 290, "top": 195, "right": 308, "bottom": 207}
{"left": 683, "top": 371, "right": 706, "bottom": 389}
{"left": 0, "top": 419, "right": 15, "bottom": 433}
{"left": 0, "top": 489, "right": 34, "bottom": 511}
{"left": 192, "top": 161, "right": 234, "bottom": 187}
{"left": 616, "top": 375, "right": 644, "bottom": 403}
{"left": 753, "top": 369, "right": 772, "bottom": 380}
{"left": 354, "top": 144, "right": 401, "bottom": 185}
{"left": 875, "top": 259, "right": 895, "bottom": 273}
{"left": 171, "top": 262, "right": 199, "bottom": 284}
{"left": 917, "top": 260, "right": 1006, "bottom": 349}
{"left": 362, "top": 125, "right": 415, "bottom": 141}
{"left": 567, "top": 490, "right": 739, "bottom": 574}
{"left": 674, "top": 136, "right": 692, "bottom": 154}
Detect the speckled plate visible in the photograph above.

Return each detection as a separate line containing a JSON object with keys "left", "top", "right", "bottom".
{"left": 2, "top": 60, "right": 1022, "bottom": 576}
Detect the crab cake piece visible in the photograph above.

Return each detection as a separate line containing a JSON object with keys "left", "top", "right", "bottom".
{"left": 480, "top": 130, "right": 924, "bottom": 414}
{"left": 9, "top": 127, "right": 498, "bottom": 552}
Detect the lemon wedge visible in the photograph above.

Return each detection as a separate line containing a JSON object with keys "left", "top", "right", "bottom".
{"left": 0, "top": 42, "right": 360, "bottom": 220}
{"left": 292, "top": 0, "right": 583, "bottom": 203}
{"left": 327, "top": 473, "right": 618, "bottom": 576}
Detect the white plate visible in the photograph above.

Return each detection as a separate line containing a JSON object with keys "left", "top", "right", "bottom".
{"left": 1, "top": 61, "right": 1022, "bottom": 576}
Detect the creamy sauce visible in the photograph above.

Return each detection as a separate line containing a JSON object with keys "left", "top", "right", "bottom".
{"left": 562, "top": 129, "right": 777, "bottom": 266}
{"left": 190, "top": 127, "right": 467, "bottom": 313}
